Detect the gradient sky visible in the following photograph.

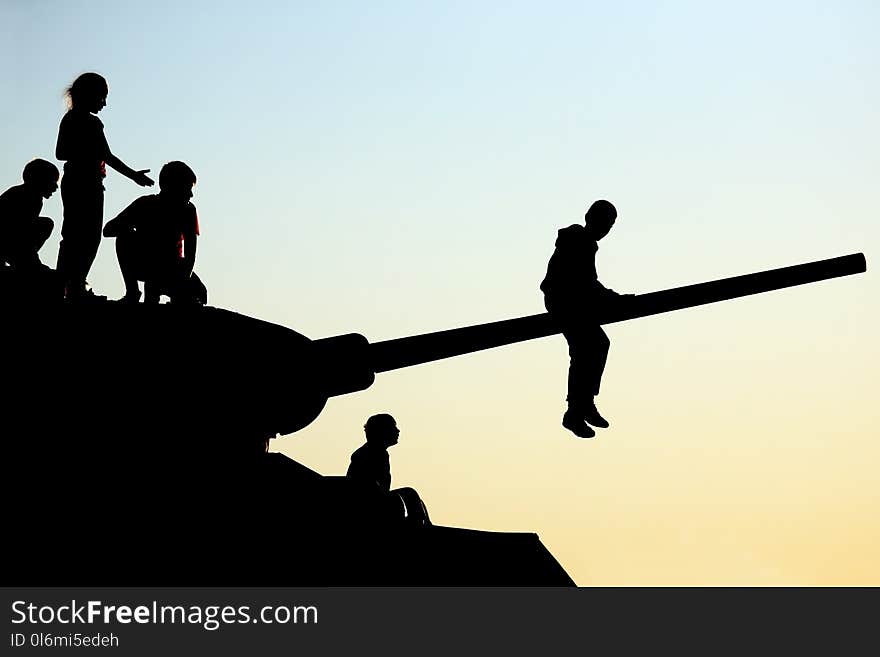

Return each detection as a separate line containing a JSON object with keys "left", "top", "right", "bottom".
{"left": 3, "top": 1, "right": 877, "bottom": 585}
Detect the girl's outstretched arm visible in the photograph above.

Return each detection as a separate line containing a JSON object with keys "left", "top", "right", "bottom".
{"left": 105, "top": 153, "right": 154, "bottom": 187}
{"left": 101, "top": 128, "right": 153, "bottom": 186}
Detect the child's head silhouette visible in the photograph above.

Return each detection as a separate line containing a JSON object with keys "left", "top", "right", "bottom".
{"left": 585, "top": 199, "right": 617, "bottom": 241}
{"left": 364, "top": 414, "right": 400, "bottom": 447}
{"left": 22, "top": 158, "right": 60, "bottom": 198}
{"left": 65, "top": 72, "right": 108, "bottom": 112}
{"left": 158, "top": 161, "right": 197, "bottom": 203}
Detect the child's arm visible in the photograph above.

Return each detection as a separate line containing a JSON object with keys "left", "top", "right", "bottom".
{"left": 181, "top": 231, "right": 197, "bottom": 277}
{"left": 105, "top": 153, "right": 154, "bottom": 187}
{"left": 97, "top": 122, "right": 153, "bottom": 187}
{"left": 180, "top": 205, "right": 199, "bottom": 276}
{"left": 103, "top": 198, "right": 143, "bottom": 237}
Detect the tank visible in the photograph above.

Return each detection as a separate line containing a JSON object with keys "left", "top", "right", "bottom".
{"left": 1, "top": 253, "right": 865, "bottom": 585}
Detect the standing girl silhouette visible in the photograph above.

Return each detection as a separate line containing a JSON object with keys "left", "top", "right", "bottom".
{"left": 55, "top": 72, "right": 153, "bottom": 300}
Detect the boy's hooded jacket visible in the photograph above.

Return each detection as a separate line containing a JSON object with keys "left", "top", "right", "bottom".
{"left": 540, "top": 224, "right": 619, "bottom": 305}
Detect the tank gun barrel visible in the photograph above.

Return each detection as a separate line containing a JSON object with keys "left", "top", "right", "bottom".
{"left": 368, "top": 253, "right": 866, "bottom": 374}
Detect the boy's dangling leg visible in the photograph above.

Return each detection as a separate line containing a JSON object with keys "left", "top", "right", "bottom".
{"left": 561, "top": 327, "right": 596, "bottom": 439}
{"left": 583, "top": 325, "right": 611, "bottom": 428}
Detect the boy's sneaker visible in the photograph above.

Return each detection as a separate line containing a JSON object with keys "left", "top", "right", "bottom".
{"left": 584, "top": 402, "right": 610, "bottom": 429}
{"left": 562, "top": 410, "right": 595, "bottom": 439}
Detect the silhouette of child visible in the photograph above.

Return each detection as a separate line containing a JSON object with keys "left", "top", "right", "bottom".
{"left": 541, "top": 200, "right": 631, "bottom": 439}
{"left": 102, "top": 161, "right": 206, "bottom": 305}
{"left": 0, "top": 159, "right": 62, "bottom": 299}
{"left": 55, "top": 72, "right": 153, "bottom": 301}
{"left": 347, "top": 414, "right": 431, "bottom": 526}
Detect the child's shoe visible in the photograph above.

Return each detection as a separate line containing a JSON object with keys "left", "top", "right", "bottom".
{"left": 562, "top": 410, "right": 595, "bottom": 439}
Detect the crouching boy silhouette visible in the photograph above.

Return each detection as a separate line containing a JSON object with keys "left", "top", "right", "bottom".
{"left": 103, "top": 161, "right": 207, "bottom": 304}
{"left": 0, "top": 159, "right": 62, "bottom": 300}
